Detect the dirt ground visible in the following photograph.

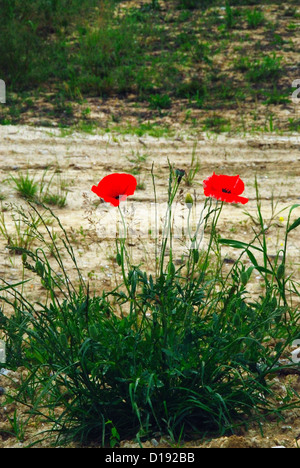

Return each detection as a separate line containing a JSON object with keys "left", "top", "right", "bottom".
{"left": 0, "top": 124, "right": 300, "bottom": 448}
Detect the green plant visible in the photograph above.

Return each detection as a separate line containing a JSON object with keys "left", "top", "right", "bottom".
{"left": 203, "top": 115, "right": 231, "bottom": 133}
{"left": 245, "top": 8, "right": 265, "bottom": 29}
{"left": 177, "top": 0, "right": 211, "bottom": 10}
{"left": 0, "top": 205, "right": 44, "bottom": 254}
{"left": 7, "top": 410, "right": 27, "bottom": 443}
{"left": 126, "top": 150, "right": 149, "bottom": 175}
{"left": 148, "top": 94, "right": 172, "bottom": 111}
{"left": 234, "top": 54, "right": 282, "bottom": 83}
{"left": 224, "top": 2, "right": 236, "bottom": 29}
{"left": 248, "top": 54, "right": 282, "bottom": 82}
{"left": 288, "top": 118, "right": 300, "bottom": 132}
{"left": 262, "top": 86, "right": 291, "bottom": 105}
{"left": 184, "top": 142, "right": 201, "bottom": 186}
{"left": 7, "top": 171, "right": 39, "bottom": 200}
{"left": 7, "top": 168, "right": 68, "bottom": 208}
{"left": 0, "top": 169, "right": 299, "bottom": 447}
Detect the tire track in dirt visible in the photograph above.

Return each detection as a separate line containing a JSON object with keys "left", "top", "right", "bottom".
{"left": 0, "top": 126, "right": 299, "bottom": 295}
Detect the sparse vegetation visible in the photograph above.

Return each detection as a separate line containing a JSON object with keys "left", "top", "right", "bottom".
{"left": 0, "top": 0, "right": 298, "bottom": 133}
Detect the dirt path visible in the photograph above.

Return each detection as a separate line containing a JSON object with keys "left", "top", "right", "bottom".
{"left": 1, "top": 125, "right": 299, "bottom": 283}
{"left": 0, "top": 125, "right": 300, "bottom": 447}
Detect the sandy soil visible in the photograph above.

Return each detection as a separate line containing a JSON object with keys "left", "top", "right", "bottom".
{"left": 0, "top": 124, "right": 300, "bottom": 448}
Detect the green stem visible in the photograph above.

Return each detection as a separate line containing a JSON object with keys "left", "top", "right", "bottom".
{"left": 117, "top": 206, "right": 130, "bottom": 297}
{"left": 202, "top": 199, "right": 223, "bottom": 274}
{"left": 159, "top": 171, "right": 181, "bottom": 277}
{"left": 151, "top": 163, "right": 159, "bottom": 280}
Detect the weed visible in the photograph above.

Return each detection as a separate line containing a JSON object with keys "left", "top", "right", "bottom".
{"left": 288, "top": 118, "right": 300, "bottom": 132}
{"left": 126, "top": 151, "right": 148, "bottom": 175}
{"left": 178, "top": 0, "right": 211, "bottom": 10}
{"left": 7, "top": 172, "right": 39, "bottom": 201}
{"left": 234, "top": 53, "right": 282, "bottom": 83}
{"left": 262, "top": 87, "right": 291, "bottom": 105}
{"left": 245, "top": 8, "right": 265, "bottom": 29}
{"left": 224, "top": 2, "right": 237, "bottom": 30}
{"left": 136, "top": 181, "right": 146, "bottom": 191}
{"left": 6, "top": 169, "right": 68, "bottom": 208}
{"left": 0, "top": 205, "right": 43, "bottom": 254}
{"left": 148, "top": 94, "right": 172, "bottom": 111}
{"left": 203, "top": 115, "right": 231, "bottom": 133}
{"left": 184, "top": 143, "right": 201, "bottom": 187}
{"left": 7, "top": 410, "right": 26, "bottom": 443}
{"left": 113, "top": 123, "right": 173, "bottom": 138}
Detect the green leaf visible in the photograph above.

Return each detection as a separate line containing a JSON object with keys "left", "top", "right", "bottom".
{"left": 116, "top": 253, "right": 122, "bottom": 266}
{"left": 277, "top": 263, "right": 285, "bottom": 280}
{"left": 287, "top": 217, "right": 300, "bottom": 234}
{"left": 219, "top": 238, "right": 263, "bottom": 252}
{"left": 192, "top": 249, "right": 199, "bottom": 263}
{"left": 246, "top": 249, "right": 259, "bottom": 267}
{"left": 241, "top": 271, "right": 249, "bottom": 286}
{"left": 0, "top": 279, "right": 30, "bottom": 291}
{"left": 287, "top": 204, "right": 300, "bottom": 233}
{"left": 254, "top": 265, "right": 274, "bottom": 275}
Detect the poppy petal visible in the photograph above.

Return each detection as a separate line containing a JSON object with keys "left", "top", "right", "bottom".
{"left": 203, "top": 173, "right": 248, "bottom": 204}
{"left": 91, "top": 173, "right": 137, "bottom": 207}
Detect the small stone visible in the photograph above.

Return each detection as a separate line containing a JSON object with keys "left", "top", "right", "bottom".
{"left": 151, "top": 438, "right": 159, "bottom": 447}
{"left": 281, "top": 425, "right": 292, "bottom": 432}
{"left": 0, "top": 387, "right": 5, "bottom": 396}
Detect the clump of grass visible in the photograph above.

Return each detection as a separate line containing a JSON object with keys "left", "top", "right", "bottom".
{"left": 0, "top": 205, "right": 44, "bottom": 254}
{"left": 113, "top": 122, "right": 173, "bottom": 138}
{"left": 184, "top": 142, "right": 201, "bottom": 186}
{"left": 245, "top": 8, "right": 265, "bottom": 29}
{"left": 203, "top": 115, "right": 231, "bottom": 133}
{"left": 0, "top": 167, "right": 300, "bottom": 447}
{"left": 6, "top": 169, "right": 68, "bottom": 208}
{"left": 7, "top": 172, "right": 39, "bottom": 200}
{"left": 148, "top": 94, "right": 172, "bottom": 111}
{"left": 262, "top": 86, "right": 291, "bottom": 105}
{"left": 235, "top": 54, "right": 283, "bottom": 83}
{"left": 177, "top": 0, "right": 211, "bottom": 10}
{"left": 126, "top": 150, "right": 149, "bottom": 175}
{"left": 288, "top": 118, "right": 300, "bottom": 132}
{"left": 224, "top": 2, "right": 238, "bottom": 29}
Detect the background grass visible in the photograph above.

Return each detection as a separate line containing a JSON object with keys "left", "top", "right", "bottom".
{"left": 0, "top": 0, "right": 299, "bottom": 132}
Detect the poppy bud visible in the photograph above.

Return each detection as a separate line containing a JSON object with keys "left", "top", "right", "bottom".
{"left": 168, "top": 261, "right": 175, "bottom": 276}
{"left": 241, "top": 271, "right": 249, "bottom": 286}
{"left": 192, "top": 249, "right": 199, "bottom": 263}
{"left": 185, "top": 193, "right": 193, "bottom": 208}
{"left": 175, "top": 169, "right": 185, "bottom": 183}
{"left": 35, "top": 260, "right": 44, "bottom": 277}
{"left": 277, "top": 263, "right": 285, "bottom": 280}
{"left": 116, "top": 253, "right": 122, "bottom": 266}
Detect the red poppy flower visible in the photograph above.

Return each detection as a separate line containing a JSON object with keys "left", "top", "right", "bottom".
{"left": 203, "top": 172, "right": 248, "bottom": 204}
{"left": 91, "top": 173, "right": 137, "bottom": 207}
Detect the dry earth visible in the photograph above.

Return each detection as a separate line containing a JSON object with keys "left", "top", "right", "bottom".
{"left": 0, "top": 124, "right": 300, "bottom": 448}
